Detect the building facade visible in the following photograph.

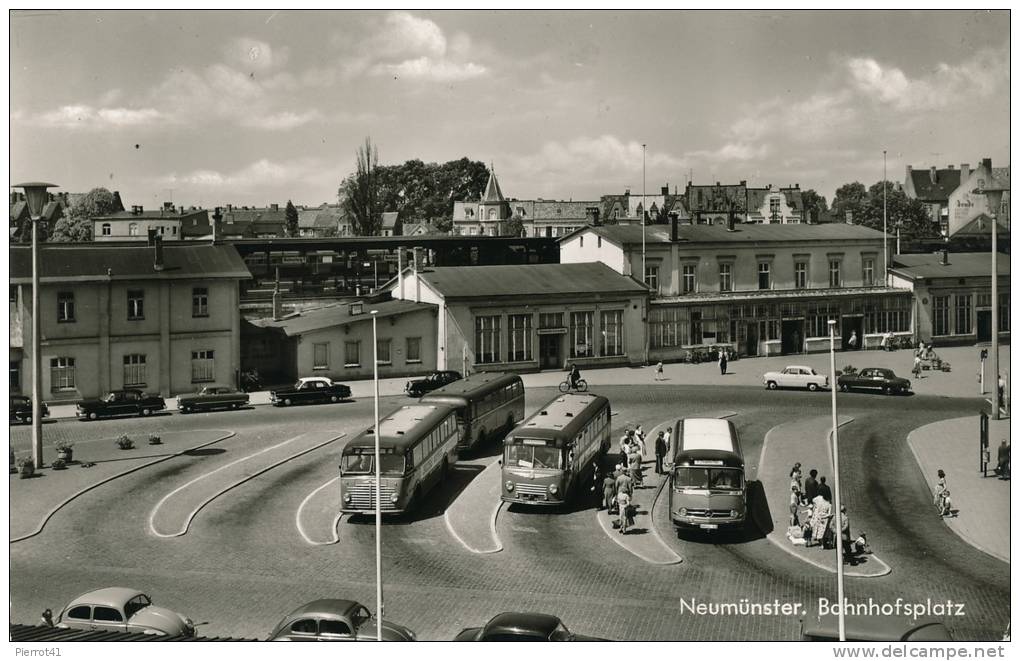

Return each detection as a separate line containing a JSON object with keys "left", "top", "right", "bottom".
{"left": 9, "top": 242, "right": 249, "bottom": 401}
{"left": 903, "top": 164, "right": 963, "bottom": 234}
{"left": 92, "top": 203, "right": 211, "bottom": 241}
{"left": 946, "top": 158, "right": 1010, "bottom": 237}
{"left": 685, "top": 181, "right": 804, "bottom": 225}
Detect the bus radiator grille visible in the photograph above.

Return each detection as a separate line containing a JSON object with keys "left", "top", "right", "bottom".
{"left": 684, "top": 508, "right": 733, "bottom": 518}
{"left": 514, "top": 482, "right": 548, "bottom": 496}
{"left": 348, "top": 482, "right": 398, "bottom": 510}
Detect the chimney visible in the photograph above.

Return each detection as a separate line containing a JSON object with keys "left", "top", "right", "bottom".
{"left": 939, "top": 248, "right": 949, "bottom": 266}
{"left": 624, "top": 188, "right": 630, "bottom": 196}
{"left": 982, "top": 157, "right": 992, "bottom": 171}
{"left": 660, "top": 185, "right": 669, "bottom": 196}
{"left": 153, "top": 235, "right": 164, "bottom": 271}
{"left": 271, "top": 203, "right": 279, "bottom": 212}
{"left": 726, "top": 212, "right": 736, "bottom": 232}
{"left": 398, "top": 249, "right": 405, "bottom": 300}
{"left": 178, "top": 205, "right": 184, "bottom": 215}
{"left": 585, "top": 206, "right": 600, "bottom": 225}
{"left": 947, "top": 165, "right": 954, "bottom": 170}
{"left": 670, "top": 213, "right": 679, "bottom": 242}
{"left": 163, "top": 201, "right": 173, "bottom": 212}
{"left": 212, "top": 207, "right": 222, "bottom": 244}
{"left": 227, "top": 203, "right": 233, "bottom": 212}
{"left": 739, "top": 180, "right": 746, "bottom": 187}
{"left": 147, "top": 228, "right": 158, "bottom": 245}
{"left": 929, "top": 166, "right": 937, "bottom": 184}
{"left": 906, "top": 165, "right": 912, "bottom": 179}
{"left": 960, "top": 163, "right": 970, "bottom": 180}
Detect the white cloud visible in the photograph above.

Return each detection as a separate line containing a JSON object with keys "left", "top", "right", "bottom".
{"left": 373, "top": 56, "right": 486, "bottom": 82}
{"left": 166, "top": 157, "right": 334, "bottom": 193}
{"left": 36, "top": 104, "right": 168, "bottom": 129}
{"left": 242, "top": 110, "right": 322, "bottom": 131}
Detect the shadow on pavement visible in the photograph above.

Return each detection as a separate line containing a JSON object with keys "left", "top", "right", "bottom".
{"left": 346, "top": 463, "right": 486, "bottom": 526}
{"left": 675, "top": 480, "right": 769, "bottom": 545}
{"left": 183, "top": 447, "right": 227, "bottom": 457}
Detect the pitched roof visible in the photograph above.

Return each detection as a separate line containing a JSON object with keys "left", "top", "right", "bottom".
{"left": 261, "top": 298, "right": 436, "bottom": 336}
{"left": 94, "top": 208, "right": 208, "bottom": 221}
{"left": 949, "top": 213, "right": 1010, "bottom": 238}
{"left": 890, "top": 252, "right": 1009, "bottom": 280}
{"left": 415, "top": 262, "right": 647, "bottom": 299}
{"left": 297, "top": 204, "right": 344, "bottom": 229}
{"left": 482, "top": 170, "right": 505, "bottom": 203}
{"left": 9, "top": 242, "right": 251, "bottom": 283}
{"left": 907, "top": 167, "right": 961, "bottom": 202}
{"left": 381, "top": 211, "right": 400, "bottom": 229}
{"left": 566, "top": 222, "right": 886, "bottom": 246}
{"left": 687, "top": 183, "right": 747, "bottom": 212}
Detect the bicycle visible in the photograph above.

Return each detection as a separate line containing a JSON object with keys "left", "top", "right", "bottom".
{"left": 559, "top": 379, "right": 589, "bottom": 393}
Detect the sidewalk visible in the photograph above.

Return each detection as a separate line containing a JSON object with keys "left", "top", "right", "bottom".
{"left": 906, "top": 416, "right": 1011, "bottom": 564}
{"left": 40, "top": 344, "right": 1009, "bottom": 420}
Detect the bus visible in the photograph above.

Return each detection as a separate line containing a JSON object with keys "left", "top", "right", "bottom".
{"left": 500, "top": 393, "right": 611, "bottom": 506}
{"left": 668, "top": 417, "right": 747, "bottom": 532}
{"left": 419, "top": 372, "right": 525, "bottom": 452}
{"left": 338, "top": 404, "right": 458, "bottom": 515}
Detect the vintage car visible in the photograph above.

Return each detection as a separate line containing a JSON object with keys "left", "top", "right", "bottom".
{"left": 800, "top": 611, "right": 952, "bottom": 641}
{"left": 270, "top": 377, "right": 352, "bottom": 407}
{"left": 405, "top": 370, "right": 462, "bottom": 398}
{"left": 762, "top": 366, "right": 829, "bottom": 391}
{"left": 76, "top": 390, "right": 167, "bottom": 420}
{"left": 10, "top": 395, "right": 49, "bottom": 424}
{"left": 177, "top": 386, "right": 250, "bottom": 414}
{"left": 453, "top": 612, "right": 606, "bottom": 642}
{"left": 56, "top": 587, "right": 196, "bottom": 637}
{"left": 267, "top": 599, "right": 416, "bottom": 641}
{"left": 837, "top": 367, "right": 912, "bottom": 395}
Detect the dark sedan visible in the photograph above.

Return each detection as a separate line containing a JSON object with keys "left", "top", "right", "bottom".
{"left": 76, "top": 390, "right": 167, "bottom": 420}
{"left": 405, "top": 370, "right": 462, "bottom": 398}
{"left": 177, "top": 386, "right": 249, "bottom": 414}
{"left": 270, "top": 377, "right": 352, "bottom": 407}
{"left": 267, "top": 599, "right": 415, "bottom": 641}
{"left": 837, "top": 367, "right": 912, "bottom": 395}
{"left": 10, "top": 395, "right": 49, "bottom": 425}
{"left": 454, "top": 612, "right": 607, "bottom": 642}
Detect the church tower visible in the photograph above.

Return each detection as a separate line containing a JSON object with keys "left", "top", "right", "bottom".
{"left": 477, "top": 165, "right": 511, "bottom": 235}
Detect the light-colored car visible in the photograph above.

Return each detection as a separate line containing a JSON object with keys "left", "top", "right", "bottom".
{"left": 762, "top": 365, "right": 829, "bottom": 391}
{"left": 268, "top": 599, "right": 416, "bottom": 641}
{"left": 56, "top": 587, "right": 196, "bottom": 637}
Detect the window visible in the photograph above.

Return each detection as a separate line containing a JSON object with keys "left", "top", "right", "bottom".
{"left": 50, "top": 357, "right": 75, "bottom": 391}
{"left": 757, "top": 263, "right": 771, "bottom": 290}
{"left": 128, "top": 222, "right": 139, "bottom": 236}
{"left": 66, "top": 606, "right": 91, "bottom": 620}
{"left": 93, "top": 607, "right": 123, "bottom": 623}
{"left": 682, "top": 264, "right": 697, "bottom": 294}
{"left": 475, "top": 315, "right": 501, "bottom": 364}
{"left": 864, "top": 298, "right": 910, "bottom": 333}
{"left": 101, "top": 223, "right": 111, "bottom": 236}
{"left": 508, "top": 314, "right": 532, "bottom": 362}
{"left": 570, "top": 311, "right": 594, "bottom": 358}
{"left": 376, "top": 338, "right": 392, "bottom": 365}
{"left": 127, "top": 290, "right": 144, "bottom": 320}
{"left": 691, "top": 310, "right": 703, "bottom": 345}
{"left": 313, "top": 343, "right": 329, "bottom": 369}
{"left": 10, "top": 360, "right": 21, "bottom": 390}
{"left": 488, "top": 208, "right": 496, "bottom": 220}
{"left": 191, "top": 350, "right": 215, "bottom": 383}
{"left": 540, "top": 313, "right": 563, "bottom": 329}
{"left": 862, "top": 258, "right": 875, "bottom": 286}
{"left": 290, "top": 619, "right": 317, "bottom": 634}
{"left": 319, "top": 620, "right": 352, "bottom": 636}
{"left": 57, "top": 291, "right": 75, "bottom": 322}
{"left": 469, "top": 227, "right": 478, "bottom": 236}
{"left": 932, "top": 295, "right": 950, "bottom": 337}
{"left": 123, "top": 354, "right": 147, "bottom": 387}
{"left": 344, "top": 341, "right": 361, "bottom": 367}
{"left": 794, "top": 262, "right": 808, "bottom": 289}
{"left": 719, "top": 264, "right": 732, "bottom": 292}
{"left": 172, "top": 226, "right": 178, "bottom": 236}
{"left": 955, "top": 294, "right": 972, "bottom": 335}
{"left": 192, "top": 287, "right": 209, "bottom": 317}
{"left": 769, "top": 197, "right": 781, "bottom": 221}
{"left": 406, "top": 337, "right": 422, "bottom": 363}
{"left": 644, "top": 265, "right": 659, "bottom": 292}
{"left": 601, "top": 310, "right": 623, "bottom": 356}
{"left": 828, "top": 260, "right": 842, "bottom": 288}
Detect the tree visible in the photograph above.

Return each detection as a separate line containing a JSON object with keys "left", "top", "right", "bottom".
{"left": 51, "top": 187, "right": 120, "bottom": 242}
{"left": 862, "top": 181, "right": 937, "bottom": 240}
{"left": 800, "top": 189, "right": 828, "bottom": 223}
{"left": 285, "top": 200, "right": 299, "bottom": 237}
{"left": 830, "top": 182, "right": 868, "bottom": 226}
{"left": 339, "top": 137, "right": 381, "bottom": 236}
{"left": 504, "top": 213, "right": 525, "bottom": 238}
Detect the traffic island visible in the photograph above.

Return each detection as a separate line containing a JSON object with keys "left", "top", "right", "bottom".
{"left": 597, "top": 473, "right": 683, "bottom": 565}
{"left": 295, "top": 476, "right": 344, "bottom": 545}
{"left": 759, "top": 416, "right": 891, "bottom": 578}
{"left": 444, "top": 458, "right": 504, "bottom": 553}
{"left": 10, "top": 429, "right": 234, "bottom": 543}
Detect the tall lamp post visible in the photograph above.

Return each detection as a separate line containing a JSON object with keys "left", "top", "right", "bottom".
{"left": 827, "top": 319, "right": 846, "bottom": 641}
{"left": 882, "top": 150, "right": 888, "bottom": 284}
{"left": 370, "top": 309, "right": 383, "bottom": 640}
{"left": 641, "top": 143, "right": 647, "bottom": 288}
{"left": 16, "top": 182, "right": 57, "bottom": 470}
{"left": 975, "top": 186, "right": 1007, "bottom": 419}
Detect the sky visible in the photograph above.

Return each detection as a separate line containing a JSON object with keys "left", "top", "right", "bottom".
{"left": 9, "top": 9, "right": 1011, "bottom": 209}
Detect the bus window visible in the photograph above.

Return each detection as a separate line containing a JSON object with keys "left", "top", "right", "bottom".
{"left": 341, "top": 454, "right": 373, "bottom": 474}
{"left": 675, "top": 467, "right": 711, "bottom": 489}
{"left": 505, "top": 444, "right": 562, "bottom": 470}
{"left": 341, "top": 453, "right": 405, "bottom": 475}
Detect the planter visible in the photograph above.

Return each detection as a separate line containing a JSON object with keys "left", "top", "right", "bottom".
{"left": 56, "top": 449, "right": 73, "bottom": 463}
{"left": 18, "top": 460, "right": 35, "bottom": 479}
{"left": 51, "top": 458, "right": 68, "bottom": 470}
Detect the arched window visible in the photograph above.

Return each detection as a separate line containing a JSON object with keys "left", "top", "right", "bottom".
{"left": 101, "top": 223, "right": 111, "bottom": 236}
{"left": 488, "top": 208, "right": 496, "bottom": 220}
{"left": 128, "top": 223, "right": 139, "bottom": 236}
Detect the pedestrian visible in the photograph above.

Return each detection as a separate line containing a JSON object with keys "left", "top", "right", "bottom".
{"left": 627, "top": 446, "right": 644, "bottom": 487}
{"left": 634, "top": 425, "right": 647, "bottom": 455}
{"left": 998, "top": 374, "right": 1006, "bottom": 410}
{"left": 39, "top": 609, "right": 53, "bottom": 627}
{"left": 615, "top": 469, "right": 633, "bottom": 498}
{"left": 934, "top": 469, "right": 950, "bottom": 515}
{"left": 803, "top": 469, "right": 819, "bottom": 504}
{"left": 997, "top": 440, "right": 1010, "bottom": 479}
{"left": 789, "top": 483, "right": 800, "bottom": 527}
{"left": 809, "top": 494, "right": 831, "bottom": 547}
{"left": 719, "top": 349, "right": 728, "bottom": 375}
{"left": 655, "top": 360, "right": 664, "bottom": 381}
{"left": 602, "top": 471, "right": 617, "bottom": 511}
{"left": 789, "top": 462, "right": 803, "bottom": 490}
{"left": 848, "top": 330, "right": 858, "bottom": 350}
{"left": 913, "top": 354, "right": 923, "bottom": 379}
{"left": 616, "top": 489, "right": 632, "bottom": 534}
{"left": 838, "top": 505, "right": 851, "bottom": 554}
{"left": 613, "top": 463, "right": 626, "bottom": 480}
{"left": 817, "top": 476, "right": 832, "bottom": 502}
{"left": 655, "top": 431, "right": 668, "bottom": 475}
{"left": 663, "top": 427, "right": 672, "bottom": 456}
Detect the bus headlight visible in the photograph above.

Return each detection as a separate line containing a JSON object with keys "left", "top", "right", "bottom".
{"left": 390, "top": 493, "right": 400, "bottom": 504}
{"left": 505, "top": 481, "right": 514, "bottom": 492}
{"left": 730, "top": 509, "right": 739, "bottom": 518}
{"left": 679, "top": 508, "right": 687, "bottom": 517}
{"left": 343, "top": 493, "right": 352, "bottom": 504}
{"left": 548, "top": 484, "right": 558, "bottom": 495}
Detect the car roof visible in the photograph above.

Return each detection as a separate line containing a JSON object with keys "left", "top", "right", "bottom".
{"left": 69, "top": 587, "right": 145, "bottom": 608}
{"left": 484, "top": 612, "right": 561, "bottom": 636}
{"left": 284, "top": 599, "right": 359, "bottom": 620}
{"left": 784, "top": 365, "right": 814, "bottom": 371}
{"left": 298, "top": 377, "right": 332, "bottom": 384}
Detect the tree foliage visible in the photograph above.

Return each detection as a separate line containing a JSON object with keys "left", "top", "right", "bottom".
{"left": 339, "top": 138, "right": 381, "bottom": 236}
{"left": 829, "top": 180, "right": 936, "bottom": 240}
{"left": 504, "top": 213, "right": 525, "bottom": 238}
{"left": 285, "top": 200, "right": 299, "bottom": 237}
{"left": 51, "top": 187, "right": 121, "bottom": 242}
{"left": 800, "top": 189, "right": 828, "bottom": 223}
{"left": 830, "top": 181, "right": 868, "bottom": 226}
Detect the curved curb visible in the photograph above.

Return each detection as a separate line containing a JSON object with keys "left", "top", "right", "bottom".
{"left": 149, "top": 433, "right": 344, "bottom": 538}
{"left": 758, "top": 418, "right": 892, "bottom": 578}
{"left": 296, "top": 476, "right": 343, "bottom": 546}
{"left": 905, "top": 421, "right": 1009, "bottom": 565}
{"left": 444, "top": 493, "right": 504, "bottom": 554}
{"left": 10, "top": 430, "right": 236, "bottom": 544}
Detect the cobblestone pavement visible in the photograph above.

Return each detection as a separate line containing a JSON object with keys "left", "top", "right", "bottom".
{"left": 9, "top": 385, "right": 1008, "bottom": 640}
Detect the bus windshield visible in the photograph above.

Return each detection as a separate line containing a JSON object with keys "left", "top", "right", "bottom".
{"left": 504, "top": 443, "right": 563, "bottom": 470}
{"left": 674, "top": 467, "right": 744, "bottom": 490}
{"left": 341, "top": 452, "right": 405, "bottom": 475}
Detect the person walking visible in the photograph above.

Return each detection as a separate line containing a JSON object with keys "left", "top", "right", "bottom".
{"left": 817, "top": 476, "right": 832, "bottom": 502}
{"left": 913, "top": 354, "right": 923, "bottom": 379}
{"left": 789, "top": 484, "right": 801, "bottom": 527}
{"left": 803, "top": 469, "right": 819, "bottom": 505}
{"left": 719, "top": 349, "right": 728, "bottom": 375}
{"left": 809, "top": 494, "right": 831, "bottom": 547}
{"left": 602, "top": 471, "right": 617, "bottom": 511}
{"left": 627, "top": 446, "right": 644, "bottom": 487}
{"left": 663, "top": 427, "right": 672, "bottom": 456}
{"left": 616, "top": 489, "right": 632, "bottom": 534}
{"left": 655, "top": 360, "right": 664, "bottom": 381}
{"left": 848, "top": 330, "right": 858, "bottom": 350}
{"left": 997, "top": 440, "right": 1010, "bottom": 479}
{"left": 934, "top": 469, "right": 950, "bottom": 515}
{"left": 655, "top": 431, "right": 668, "bottom": 475}
{"left": 634, "top": 425, "right": 647, "bottom": 455}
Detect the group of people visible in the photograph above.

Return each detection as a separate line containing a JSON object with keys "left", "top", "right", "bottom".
{"left": 787, "top": 464, "right": 872, "bottom": 559}
{"left": 597, "top": 426, "right": 659, "bottom": 534}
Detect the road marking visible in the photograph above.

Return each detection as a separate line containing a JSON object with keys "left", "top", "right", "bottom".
{"left": 295, "top": 476, "right": 343, "bottom": 546}
{"left": 149, "top": 432, "right": 344, "bottom": 538}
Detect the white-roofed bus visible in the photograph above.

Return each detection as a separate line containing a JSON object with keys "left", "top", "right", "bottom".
{"left": 668, "top": 417, "right": 746, "bottom": 533}
{"left": 419, "top": 372, "right": 525, "bottom": 453}
{"left": 500, "top": 393, "right": 611, "bottom": 506}
{"left": 339, "top": 404, "right": 458, "bottom": 515}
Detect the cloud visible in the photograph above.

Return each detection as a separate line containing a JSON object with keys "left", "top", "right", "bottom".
{"left": 165, "top": 157, "right": 336, "bottom": 195}
{"left": 242, "top": 110, "right": 323, "bottom": 131}
{"left": 373, "top": 56, "right": 486, "bottom": 82}
{"left": 36, "top": 104, "right": 167, "bottom": 129}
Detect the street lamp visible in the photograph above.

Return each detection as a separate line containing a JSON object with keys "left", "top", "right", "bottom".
{"left": 15, "top": 181, "right": 57, "bottom": 470}
{"left": 370, "top": 309, "right": 382, "bottom": 640}
{"left": 827, "top": 318, "right": 846, "bottom": 641}
{"left": 641, "top": 143, "right": 647, "bottom": 289}
{"left": 974, "top": 185, "right": 1007, "bottom": 419}
{"left": 882, "top": 150, "right": 888, "bottom": 285}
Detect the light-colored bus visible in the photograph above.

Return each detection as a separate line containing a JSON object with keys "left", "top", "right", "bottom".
{"left": 668, "top": 417, "right": 746, "bottom": 532}
{"left": 339, "top": 404, "right": 458, "bottom": 515}
{"left": 419, "top": 372, "right": 525, "bottom": 452}
{"left": 501, "top": 393, "right": 611, "bottom": 506}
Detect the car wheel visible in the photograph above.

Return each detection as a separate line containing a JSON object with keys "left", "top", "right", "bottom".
{"left": 24, "top": 415, "right": 32, "bottom": 424}
{"left": 839, "top": 383, "right": 850, "bottom": 392}
{"left": 330, "top": 395, "right": 339, "bottom": 403}
{"left": 808, "top": 383, "right": 818, "bottom": 392}
{"left": 283, "top": 398, "right": 293, "bottom": 407}
{"left": 883, "top": 386, "right": 893, "bottom": 396}
{"left": 88, "top": 411, "right": 99, "bottom": 421}
{"left": 766, "top": 381, "right": 778, "bottom": 390}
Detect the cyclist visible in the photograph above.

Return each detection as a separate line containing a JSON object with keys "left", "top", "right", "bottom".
{"left": 568, "top": 363, "right": 581, "bottom": 390}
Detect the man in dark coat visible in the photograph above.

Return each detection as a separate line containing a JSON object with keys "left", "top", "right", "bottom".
{"left": 655, "top": 431, "right": 668, "bottom": 475}
{"left": 804, "top": 469, "right": 819, "bottom": 504}
{"left": 817, "top": 476, "right": 833, "bottom": 502}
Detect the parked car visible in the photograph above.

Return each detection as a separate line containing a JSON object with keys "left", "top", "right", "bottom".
{"left": 800, "top": 611, "right": 952, "bottom": 641}
{"left": 453, "top": 612, "right": 607, "bottom": 642}
{"left": 267, "top": 599, "right": 415, "bottom": 641}
{"left": 56, "top": 587, "right": 196, "bottom": 637}
{"left": 10, "top": 395, "right": 49, "bottom": 424}
{"left": 837, "top": 367, "right": 912, "bottom": 395}
{"left": 270, "top": 377, "right": 352, "bottom": 407}
{"left": 405, "top": 370, "right": 462, "bottom": 398}
{"left": 177, "top": 386, "right": 249, "bottom": 414}
{"left": 762, "top": 366, "right": 829, "bottom": 391}
{"left": 76, "top": 390, "right": 167, "bottom": 420}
